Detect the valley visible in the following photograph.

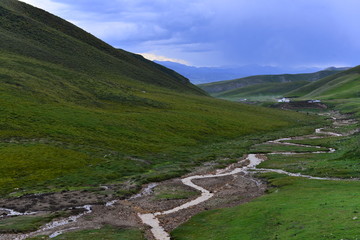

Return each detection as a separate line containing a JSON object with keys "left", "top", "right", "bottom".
{"left": 0, "top": 111, "right": 358, "bottom": 240}
{"left": 1, "top": 0, "right": 360, "bottom": 239}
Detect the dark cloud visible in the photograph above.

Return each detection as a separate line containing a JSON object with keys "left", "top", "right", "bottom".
{"left": 24, "top": 0, "right": 360, "bottom": 67}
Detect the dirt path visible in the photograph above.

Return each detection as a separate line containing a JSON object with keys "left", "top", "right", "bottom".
{"left": 0, "top": 112, "right": 357, "bottom": 240}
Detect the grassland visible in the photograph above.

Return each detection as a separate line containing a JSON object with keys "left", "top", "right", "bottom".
{"left": 0, "top": 212, "right": 69, "bottom": 233}
{"left": 250, "top": 143, "right": 328, "bottom": 154}
{"left": 172, "top": 173, "right": 360, "bottom": 240}
{"left": 28, "top": 226, "right": 145, "bottom": 240}
{"left": 258, "top": 134, "right": 360, "bottom": 178}
{"left": 153, "top": 184, "right": 199, "bottom": 200}
{"left": 286, "top": 66, "right": 360, "bottom": 99}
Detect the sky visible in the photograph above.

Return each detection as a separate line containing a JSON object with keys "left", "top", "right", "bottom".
{"left": 19, "top": 0, "right": 360, "bottom": 68}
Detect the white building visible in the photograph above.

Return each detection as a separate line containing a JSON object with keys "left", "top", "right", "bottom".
{"left": 278, "top": 98, "right": 290, "bottom": 103}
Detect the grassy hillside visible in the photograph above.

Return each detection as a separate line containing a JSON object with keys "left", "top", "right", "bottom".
{"left": 0, "top": 0, "right": 322, "bottom": 197}
{"left": 213, "top": 81, "right": 309, "bottom": 101}
{"left": 198, "top": 69, "right": 345, "bottom": 94}
{"left": 286, "top": 66, "right": 360, "bottom": 99}
{"left": 285, "top": 65, "right": 360, "bottom": 118}
{"left": 0, "top": 0, "right": 203, "bottom": 95}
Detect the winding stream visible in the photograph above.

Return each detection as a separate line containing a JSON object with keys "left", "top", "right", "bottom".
{"left": 0, "top": 114, "right": 356, "bottom": 240}
{"left": 138, "top": 125, "right": 354, "bottom": 240}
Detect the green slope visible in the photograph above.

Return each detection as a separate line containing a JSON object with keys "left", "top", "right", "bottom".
{"left": 172, "top": 175, "right": 360, "bottom": 240}
{"left": 0, "top": 0, "right": 320, "bottom": 196}
{"left": 0, "top": 0, "right": 204, "bottom": 95}
{"left": 198, "top": 69, "right": 345, "bottom": 94}
{"left": 286, "top": 66, "right": 360, "bottom": 99}
{"left": 213, "top": 81, "right": 309, "bottom": 101}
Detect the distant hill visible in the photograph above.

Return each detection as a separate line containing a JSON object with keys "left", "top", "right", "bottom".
{"left": 285, "top": 66, "right": 360, "bottom": 99}
{"left": 198, "top": 68, "right": 348, "bottom": 96}
{"left": 214, "top": 81, "right": 310, "bottom": 101}
{"left": 155, "top": 61, "right": 322, "bottom": 84}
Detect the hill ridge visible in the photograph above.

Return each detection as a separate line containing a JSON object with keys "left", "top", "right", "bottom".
{"left": 199, "top": 68, "right": 347, "bottom": 95}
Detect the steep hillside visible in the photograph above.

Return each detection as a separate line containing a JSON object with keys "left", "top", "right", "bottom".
{"left": 199, "top": 68, "right": 347, "bottom": 94}
{"left": 214, "top": 81, "right": 309, "bottom": 101}
{"left": 0, "top": 0, "right": 321, "bottom": 198}
{"left": 286, "top": 65, "right": 360, "bottom": 99}
{"left": 0, "top": 0, "right": 204, "bottom": 95}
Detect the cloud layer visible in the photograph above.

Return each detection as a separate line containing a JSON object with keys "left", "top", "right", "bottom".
{"left": 20, "top": 0, "right": 360, "bottom": 67}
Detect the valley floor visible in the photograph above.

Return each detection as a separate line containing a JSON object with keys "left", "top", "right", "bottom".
{"left": 0, "top": 111, "right": 359, "bottom": 240}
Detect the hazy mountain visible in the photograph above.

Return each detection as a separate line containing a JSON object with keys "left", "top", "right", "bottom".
{"left": 155, "top": 61, "right": 323, "bottom": 84}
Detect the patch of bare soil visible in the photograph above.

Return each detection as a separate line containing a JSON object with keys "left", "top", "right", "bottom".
{"left": 131, "top": 171, "right": 266, "bottom": 234}
{"left": 132, "top": 179, "right": 201, "bottom": 214}
{"left": 0, "top": 190, "right": 110, "bottom": 213}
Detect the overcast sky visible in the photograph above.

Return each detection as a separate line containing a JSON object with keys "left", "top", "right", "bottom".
{"left": 20, "top": 0, "right": 360, "bottom": 67}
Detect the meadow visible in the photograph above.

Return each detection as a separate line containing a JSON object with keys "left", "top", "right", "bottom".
{"left": 28, "top": 226, "right": 145, "bottom": 240}
{"left": 172, "top": 173, "right": 360, "bottom": 240}
{"left": 0, "top": 51, "right": 323, "bottom": 197}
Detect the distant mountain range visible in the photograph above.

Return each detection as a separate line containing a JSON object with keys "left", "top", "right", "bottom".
{"left": 155, "top": 61, "right": 336, "bottom": 84}
{"left": 197, "top": 67, "right": 350, "bottom": 101}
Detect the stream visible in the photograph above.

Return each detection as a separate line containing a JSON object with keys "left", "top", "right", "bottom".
{"left": 138, "top": 125, "right": 354, "bottom": 240}
{"left": 0, "top": 114, "right": 357, "bottom": 240}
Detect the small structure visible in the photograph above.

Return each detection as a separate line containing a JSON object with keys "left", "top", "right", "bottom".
{"left": 278, "top": 98, "right": 291, "bottom": 103}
